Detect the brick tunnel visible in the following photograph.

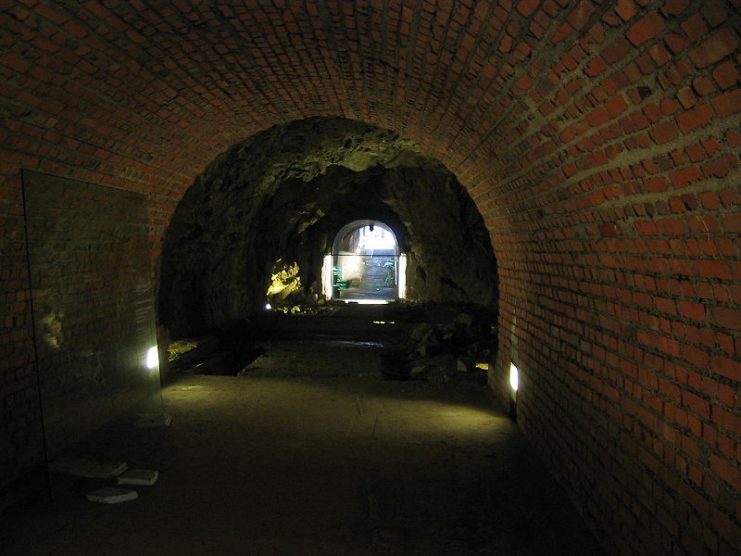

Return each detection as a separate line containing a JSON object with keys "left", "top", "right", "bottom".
{"left": 0, "top": 1, "right": 739, "bottom": 554}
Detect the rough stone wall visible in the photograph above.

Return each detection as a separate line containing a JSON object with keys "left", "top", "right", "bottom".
{"left": 159, "top": 118, "right": 497, "bottom": 336}
{"left": 0, "top": 2, "right": 738, "bottom": 553}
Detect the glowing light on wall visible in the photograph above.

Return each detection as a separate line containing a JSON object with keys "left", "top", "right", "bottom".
{"left": 264, "top": 303, "right": 272, "bottom": 310}
{"left": 509, "top": 362, "right": 519, "bottom": 391}
{"left": 146, "top": 346, "right": 159, "bottom": 370}
{"left": 321, "top": 254, "right": 333, "bottom": 299}
{"left": 398, "top": 253, "right": 407, "bottom": 299}
{"left": 340, "top": 254, "right": 363, "bottom": 280}
{"left": 358, "top": 225, "right": 396, "bottom": 250}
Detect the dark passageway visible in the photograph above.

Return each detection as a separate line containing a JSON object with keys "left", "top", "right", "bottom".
{"left": 1, "top": 2, "right": 738, "bottom": 555}
{"left": 158, "top": 117, "right": 499, "bottom": 335}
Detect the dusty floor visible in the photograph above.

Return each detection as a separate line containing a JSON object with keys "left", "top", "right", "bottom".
{"left": 1, "top": 308, "right": 603, "bottom": 555}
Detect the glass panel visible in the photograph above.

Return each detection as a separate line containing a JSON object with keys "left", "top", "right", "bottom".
{"left": 23, "top": 171, "right": 162, "bottom": 457}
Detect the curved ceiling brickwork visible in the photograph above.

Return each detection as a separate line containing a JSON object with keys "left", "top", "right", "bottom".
{"left": 0, "top": 1, "right": 739, "bottom": 553}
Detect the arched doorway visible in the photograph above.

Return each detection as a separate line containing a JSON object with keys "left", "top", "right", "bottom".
{"left": 322, "top": 220, "right": 406, "bottom": 304}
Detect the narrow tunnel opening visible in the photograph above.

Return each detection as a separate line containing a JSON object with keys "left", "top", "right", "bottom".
{"left": 158, "top": 117, "right": 499, "bottom": 382}
{"left": 3, "top": 3, "right": 737, "bottom": 553}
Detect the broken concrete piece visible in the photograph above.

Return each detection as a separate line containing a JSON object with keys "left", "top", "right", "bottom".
{"left": 49, "top": 458, "right": 128, "bottom": 479}
{"left": 86, "top": 487, "right": 138, "bottom": 504}
{"left": 135, "top": 413, "right": 172, "bottom": 428}
{"left": 117, "top": 469, "right": 159, "bottom": 486}
{"left": 415, "top": 330, "right": 440, "bottom": 357}
{"left": 409, "top": 322, "right": 433, "bottom": 342}
{"left": 410, "top": 365, "right": 430, "bottom": 378}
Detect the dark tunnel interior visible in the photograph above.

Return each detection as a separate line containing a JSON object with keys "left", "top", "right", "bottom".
{"left": 158, "top": 117, "right": 499, "bottom": 338}
{"left": 1, "top": 2, "right": 738, "bottom": 554}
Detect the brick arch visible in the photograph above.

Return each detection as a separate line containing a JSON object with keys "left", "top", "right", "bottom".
{"left": 0, "top": 2, "right": 738, "bottom": 554}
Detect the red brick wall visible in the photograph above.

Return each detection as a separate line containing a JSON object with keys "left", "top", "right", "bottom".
{"left": 0, "top": 1, "right": 737, "bottom": 552}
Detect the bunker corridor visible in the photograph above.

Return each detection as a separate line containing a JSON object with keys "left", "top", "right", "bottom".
{"left": 0, "top": 2, "right": 739, "bottom": 555}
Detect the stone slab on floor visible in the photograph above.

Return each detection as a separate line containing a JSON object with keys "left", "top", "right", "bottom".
{"left": 117, "top": 469, "right": 159, "bottom": 486}
{"left": 86, "top": 488, "right": 138, "bottom": 504}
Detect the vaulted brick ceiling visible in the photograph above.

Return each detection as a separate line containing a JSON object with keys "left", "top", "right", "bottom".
{"left": 1, "top": 2, "right": 739, "bottom": 554}
{"left": 3, "top": 1, "right": 734, "bottom": 237}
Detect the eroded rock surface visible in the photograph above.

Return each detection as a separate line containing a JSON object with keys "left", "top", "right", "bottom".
{"left": 160, "top": 117, "right": 497, "bottom": 338}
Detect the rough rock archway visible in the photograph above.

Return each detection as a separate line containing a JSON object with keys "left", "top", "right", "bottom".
{"left": 159, "top": 117, "right": 498, "bottom": 336}
{"left": 0, "top": 2, "right": 738, "bottom": 553}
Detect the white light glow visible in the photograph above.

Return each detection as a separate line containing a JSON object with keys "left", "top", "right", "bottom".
{"left": 264, "top": 303, "right": 272, "bottom": 310}
{"left": 342, "top": 299, "right": 388, "bottom": 305}
{"left": 335, "top": 254, "right": 363, "bottom": 284}
{"left": 359, "top": 225, "right": 396, "bottom": 250}
{"left": 321, "top": 254, "right": 333, "bottom": 299}
{"left": 509, "top": 362, "right": 519, "bottom": 391}
{"left": 347, "top": 254, "right": 362, "bottom": 278}
{"left": 398, "top": 253, "right": 407, "bottom": 299}
{"left": 146, "top": 346, "right": 159, "bottom": 370}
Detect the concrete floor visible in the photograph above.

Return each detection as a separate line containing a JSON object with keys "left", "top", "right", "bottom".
{"left": 1, "top": 310, "right": 603, "bottom": 555}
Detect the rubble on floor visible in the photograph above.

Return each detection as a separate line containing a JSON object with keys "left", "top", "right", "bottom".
{"left": 163, "top": 302, "right": 496, "bottom": 384}
{"left": 402, "top": 307, "right": 494, "bottom": 383}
